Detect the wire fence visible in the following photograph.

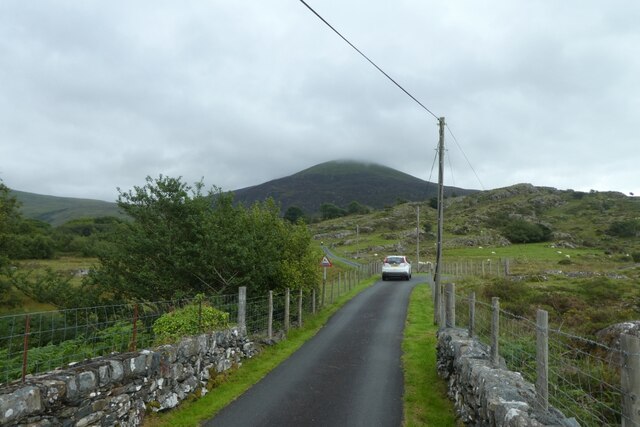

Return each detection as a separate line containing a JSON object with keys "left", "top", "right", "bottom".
{"left": 1, "top": 264, "right": 377, "bottom": 387}
{"left": 439, "top": 258, "right": 509, "bottom": 278}
{"left": 448, "top": 286, "right": 631, "bottom": 426}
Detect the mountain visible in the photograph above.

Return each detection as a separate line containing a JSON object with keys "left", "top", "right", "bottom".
{"left": 11, "top": 160, "right": 473, "bottom": 225}
{"left": 12, "top": 190, "right": 124, "bottom": 227}
{"left": 232, "top": 160, "right": 476, "bottom": 215}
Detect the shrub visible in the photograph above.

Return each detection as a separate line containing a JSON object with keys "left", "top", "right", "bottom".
{"left": 606, "top": 220, "right": 640, "bottom": 238}
{"left": 153, "top": 299, "right": 229, "bottom": 344}
{"left": 501, "top": 219, "right": 552, "bottom": 243}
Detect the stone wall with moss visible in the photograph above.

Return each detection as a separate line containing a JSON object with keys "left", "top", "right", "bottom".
{"left": 0, "top": 328, "right": 257, "bottom": 426}
{"left": 437, "top": 327, "right": 578, "bottom": 426}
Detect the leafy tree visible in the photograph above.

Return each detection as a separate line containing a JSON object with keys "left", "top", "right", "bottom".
{"left": 284, "top": 206, "right": 305, "bottom": 223}
{"left": 320, "top": 203, "right": 346, "bottom": 220}
{"left": 54, "top": 216, "right": 124, "bottom": 256}
{"left": 347, "top": 201, "right": 370, "bottom": 215}
{"left": 0, "top": 180, "right": 20, "bottom": 306}
{"left": 87, "top": 175, "right": 320, "bottom": 302}
{"left": 501, "top": 219, "right": 552, "bottom": 244}
{"left": 428, "top": 197, "right": 438, "bottom": 209}
{"left": 606, "top": 220, "right": 640, "bottom": 238}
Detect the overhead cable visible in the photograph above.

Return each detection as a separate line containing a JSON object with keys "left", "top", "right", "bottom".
{"left": 299, "top": 0, "right": 439, "bottom": 121}
{"left": 446, "top": 124, "right": 485, "bottom": 190}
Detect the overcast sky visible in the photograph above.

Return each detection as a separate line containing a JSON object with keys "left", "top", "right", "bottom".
{"left": 1, "top": 0, "right": 638, "bottom": 202}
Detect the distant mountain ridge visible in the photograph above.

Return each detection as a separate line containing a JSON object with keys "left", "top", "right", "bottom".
{"left": 11, "top": 190, "right": 125, "bottom": 227}
{"left": 232, "top": 160, "right": 476, "bottom": 214}
{"left": 11, "top": 160, "right": 476, "bottom": 225}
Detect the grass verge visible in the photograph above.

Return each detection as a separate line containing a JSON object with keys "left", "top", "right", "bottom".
{"left": 143, "top": 276, "right": 377, "bottom": 427}
{"left": 403, "top": 283, "right": 458, "bottom": 426}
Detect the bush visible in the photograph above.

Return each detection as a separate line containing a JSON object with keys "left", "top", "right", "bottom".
{"left": 153, "top": 299, "right": 229, "bottom": 343}
{"left": 501, "top": 219, "right": 552, "bottom": 243}
{"left": 606, "top": 220, "right": 640, "bottom": 238}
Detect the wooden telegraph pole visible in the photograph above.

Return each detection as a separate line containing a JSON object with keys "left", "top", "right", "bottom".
{"left": 416, "top": 206, "right": 420, "bottom": 272}
{"left": 434, "top": 117, "right": 445, "bottom": 325}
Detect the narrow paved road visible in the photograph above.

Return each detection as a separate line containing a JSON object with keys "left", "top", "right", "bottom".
{"left": 205, "top": 277, "right": 420, "bottom": 427}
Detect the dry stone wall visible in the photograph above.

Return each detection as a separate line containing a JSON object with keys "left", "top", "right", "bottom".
{"left": 0, "top": 328, "right": 257, "bottom": 426}
{"left": 437, "top": 327, "right": 579, "bottom": 427}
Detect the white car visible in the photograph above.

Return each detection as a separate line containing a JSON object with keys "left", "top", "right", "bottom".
{"left": 382, "top": 255, "right": 412, "bottom": 281}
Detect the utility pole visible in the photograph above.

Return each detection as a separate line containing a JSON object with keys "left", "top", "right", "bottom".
{"left": 434, "top": 117, "right": 445, "bottom": 325}
{"left": 356, "top": 224, "right": 359, "bottom": 260}
{"left": 416, "top": 206, "right": 420, "bottom": 273}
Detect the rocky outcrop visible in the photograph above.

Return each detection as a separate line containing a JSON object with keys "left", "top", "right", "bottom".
{"left": 0, "top": 328, "right": 258, "bottom": 426}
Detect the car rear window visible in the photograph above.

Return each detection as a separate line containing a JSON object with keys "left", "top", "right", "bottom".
{"left": 385, "top": 256, "right": 404, "bottom": 264}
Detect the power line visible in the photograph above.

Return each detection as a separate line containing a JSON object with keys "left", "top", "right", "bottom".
{"left": 299, "top": 0, "right": 439, "bottom": 121}
{"left": 300, "top": 0, "right": 487, "bottom": 192}
{"left": 446, "top": 124, "right": 485, "bottom": 190}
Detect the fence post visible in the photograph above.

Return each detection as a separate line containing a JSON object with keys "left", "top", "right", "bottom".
{"left": 238, "top": 287, "right": 247, "bottom": 335}
{"left": 284, "top": 288, "right": 290, "bottom": 332}
{"left": 198, "top": 297, "right": 203, "bottom": 333}
{"left": 130, "top": 304, "right": 139, "bottom": 352}
{"left": 339, "top": 272, "right": 342, "bottom": 296}
{"left": 312, "top": 288, "right": 316, "bottom": 314}
{"left": 298, "top": 289, "right": 303, "bottom": 327}
{"left": 622, "top": 334, "right": 640, "bottom": 426}
{"left": 22, "top": 314, "right": 31, "bottom": 383}
{"left": 268, "top": 291, "right": 273, "bottom": 339}
{"left": 321, "top": 268, "right": 326, "bottom": 308}
{"left": 330, "top": 278, "right": 335, "bottom": 304}
{"left": 505, "top": 258, "right": 510, "bottom": 276}
{"left": 536, "top": 309, "right": 549, "bottom": 411}
{"left": 445, "top": 283, "right": 455, "bottom": 328}
{"left": 491, "top": 297, "right": 500, "bottom": 367}
{"left": 469, "top": 292, "right": 476, "bottom": 338}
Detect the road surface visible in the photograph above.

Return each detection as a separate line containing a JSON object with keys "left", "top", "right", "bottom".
{"left": 205, "top": 276, "right": 421, "bottom": 427}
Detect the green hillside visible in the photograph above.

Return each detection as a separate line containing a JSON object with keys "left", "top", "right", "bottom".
{"left": 232, "top": 160, "right": 475, "bottom": 215}
{"left": 310, "top": 183, "right": 640, "bottom": 265}
{"left": 12, "top": 190, "right": 125, "bottom": 227}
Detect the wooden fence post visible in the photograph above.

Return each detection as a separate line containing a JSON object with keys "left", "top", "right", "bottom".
{"left": 312, "top": 288, "right": 316, "bottom": 314}
{"left": 491, "top": 297, "right": 500, "bottom": 367}
{"left": 238, "top": 287, "right": 247, "bottom": 335}
{"left": 469, "top": 292, "right": 476, "bottom": 338}
{"left": 536, "top": 309, "right": 549, "bottom": 411}
{"left": 439, "top": 282, "right": 446, "bottom": 327}
{"left": 622, "top": 334, "right": 640, "bottom": 426}
{"left": 284, "top": 288, "right": 290, "bottom": 332}
{"left": 445, "top": 283, "right": 455, "bottom": 328}
{"left": 268, "top": 291, "right": 273, "bottom": 339}
{"left": 129, "top": 304, "right": 139, "bottom": 352}
{"left": 298, "top": 289, "right": 303, "bottom": 327}
{"left": 330, "top": 279, "right": 335, "bottom": 304}
{"left": 22, "top": 314, "right": 31, "bottom": 383}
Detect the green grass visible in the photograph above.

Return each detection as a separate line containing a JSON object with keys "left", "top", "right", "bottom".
{"left": 143, "top": 276, "right": 377, "bottom": 427}
{"left": 402, "top": 282, "right": 458, "bottom": 426}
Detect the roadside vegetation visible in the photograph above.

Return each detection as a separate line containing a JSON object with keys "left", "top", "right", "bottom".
{"left": 2, "top": 176, "right": 640, "bottom": 423}
{"left": 403, "top": 283, "right": 458, "bottom": 427}
{"left": 1, "top": 176, "right": 321, "bottom": 313}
